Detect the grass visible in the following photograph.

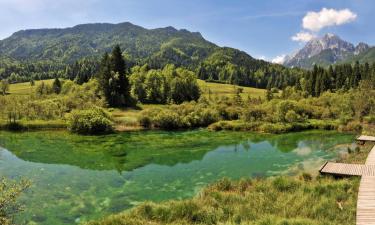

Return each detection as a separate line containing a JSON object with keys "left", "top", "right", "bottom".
{"left": 7, "top": 79, "right": 54, "bottom": 96}
{"left": 87, "top": 176, "right": 359, "bottom": 225}
{"left": 197, "top": 79, "right": 266, "bottom": 99}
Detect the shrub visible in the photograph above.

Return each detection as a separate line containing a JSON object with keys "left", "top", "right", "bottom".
{"left": 242, "top": 106, "right": 267, "bottom": 122}
{"left": 67, "top": 107, "right": 113, "bottom": 134}
{"left": 259, "top": 123, "right": 292, "bottom": 134}
{"left": 154, "top": 110, "right": 185, "bottom": 129}
{"left": 285, "top": 110, "right": 301, "bottom": 123}
{"left": 0, "top": 178, "right": 30, "bottom": 225}
{"left": 363, "top": 115, "right": 375, "bottom": 124}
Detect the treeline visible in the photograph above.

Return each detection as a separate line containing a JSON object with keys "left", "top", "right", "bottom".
{"left": 0, "top": 59, "right": 66, "bottom": 82}
{"left": 197, "top": 48, "right": 304, "bottom": 89}
{"left": 300, "top": 62, "right": 375, "bottom": 96}
{"left": 1, "top": 43, "right": 374, "bottom": 100}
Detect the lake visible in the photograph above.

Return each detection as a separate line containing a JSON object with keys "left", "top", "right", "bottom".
{"left": 0, "top": 130, "right": 355, "bottom": 224}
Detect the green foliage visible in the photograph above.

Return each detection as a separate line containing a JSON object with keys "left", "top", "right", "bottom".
{"left": 52, "top": 78, "right": 62, "bottom": 94}
{"left": 0, "top": 79, "right": 105, "bottom": 125}
{"left": 67, "top": 107, "right": 113, "bottom": 134}
{"left": 139, "top": 102, "right": 220, "bottom": 129}
{"left": 130, "top": 64, "right": 201, "bottom": 104}
{"left": 0, "top": 79, "right": 9, "bottom": 95}
{"left": 301, "top": 63, "right": 375, "bottom": 97}
{"left": 35, "top": 81, "right": 53, "bottom": 96}
{"left": 0, "top": 178, "right": 30, "bottom": 225}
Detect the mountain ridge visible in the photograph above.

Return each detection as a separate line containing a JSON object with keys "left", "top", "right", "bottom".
{"left": 0, "top": 22, "right": 214, "bottom": 66}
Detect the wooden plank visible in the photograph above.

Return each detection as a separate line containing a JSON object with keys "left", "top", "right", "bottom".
{"left": 366, "top": 145, "right": 375, "bottom": 165}
{"left": 357, "top": 135, "right": 375, "bottom": 142}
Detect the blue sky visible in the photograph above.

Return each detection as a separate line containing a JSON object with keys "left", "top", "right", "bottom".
{"left": 0, "top": 0, "right": 374, "bottom": 62}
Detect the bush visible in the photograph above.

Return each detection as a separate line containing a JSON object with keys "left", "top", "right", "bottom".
{"left": 242, "top": 106, "right": 267, "bottom": 122}
{"left": 0, "top": 178, "right": 30, "bottom": 225}
{"left": 285, "top": 110, "right": 301, "bottom": 123}
{"left": 139, "top": 102, "right": 221, "bottom": 130}
{"left": 67, "top": 107, "right": 113, "bottom": 134}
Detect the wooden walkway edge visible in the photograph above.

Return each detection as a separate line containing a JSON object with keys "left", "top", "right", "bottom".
{"left": 320, "top": 139, "right": 375, "bottom": 225}
{"left": 357, "top": 145, "right": 375, "bottom": 225}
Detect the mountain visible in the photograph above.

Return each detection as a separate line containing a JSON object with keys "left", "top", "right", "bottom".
{"left": 0, "top": 22, "right": 217, "bottom": 67}
{"left": 284, "top": 34, "right": 371, "bottom": 68}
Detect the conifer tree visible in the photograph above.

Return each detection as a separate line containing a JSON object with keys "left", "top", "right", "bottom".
{"left": 52, "top": 78, "right": 61, "bottom": 94}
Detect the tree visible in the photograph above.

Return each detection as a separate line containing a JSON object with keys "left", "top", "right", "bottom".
{"left": 97, "top": 46, "right": 133, "bottom": 107}
{"left": 97, "top": 53, "right": 112, "bottom": 105}
{"left": 111, "top": 45, "right": 132, "bottom": 106}
{"left": 52, "top": 78, "right": 62, "bottom": 94}
{"left": 0, "top": 79, "right": 9, "bottom": 95}
{"left": 265, "top": 89, "right": 273, "bottom": 101}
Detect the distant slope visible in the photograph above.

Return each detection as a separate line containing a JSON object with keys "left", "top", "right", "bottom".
{"left": 0, "top": 22, "right": 216, "bottom": 67}
{"left": 343, "top": 47, "right": 375, "bottom": 64}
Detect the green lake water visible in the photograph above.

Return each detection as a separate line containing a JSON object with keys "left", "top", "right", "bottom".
{"left": 0, "top": 130, "right": 355, "bottom": 224}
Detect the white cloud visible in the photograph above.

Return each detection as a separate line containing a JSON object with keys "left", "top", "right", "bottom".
{"left": 291, "top": 31, "right": 316, "bottom": 42}
{"left": 257, "top": 55, "right": 266, "bottom": 60}
{"left": 272, "top": 55, "right": 287, "bottom": 64}
{"left": 302, "top": 8, "right": 357, "bottom": 32}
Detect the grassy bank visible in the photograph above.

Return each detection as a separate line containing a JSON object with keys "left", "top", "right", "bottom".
{"left": 87, "top": 177, "right": 359, "bottom": 225}
{"left": 208, "top": 119, "right": 341, "bottom": 133}
{"left": 87, "top": 142, "right": 373, "bottom": 225}
{"left": 0, "top": 119, "right": 66, "bottom": 131}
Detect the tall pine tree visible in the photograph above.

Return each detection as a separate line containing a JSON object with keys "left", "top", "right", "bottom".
{"left": 97, "top": 46, "right": 133, "bottom": 107}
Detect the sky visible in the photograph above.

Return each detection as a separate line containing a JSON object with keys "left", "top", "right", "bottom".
{"left": 0, "top": 0, "right": 374, "bottom": 62}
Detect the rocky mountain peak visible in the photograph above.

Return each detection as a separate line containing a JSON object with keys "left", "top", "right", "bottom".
{"left": 283, "top": 33, "right": 369, "bottom": 68}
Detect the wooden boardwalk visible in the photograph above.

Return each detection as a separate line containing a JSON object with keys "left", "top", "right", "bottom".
{"left": 357, "top": 145, "right": 375, "bottom": 225}
{"left": 320, "top": 139, "right": 375, "bottom": 225}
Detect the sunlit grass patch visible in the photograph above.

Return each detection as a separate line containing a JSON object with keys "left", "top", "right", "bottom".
{"left": 8, "top": 79, "right": 54, "bottom": 96}
{"left": 197, "top": 79, "right": 266, "bottom": 99}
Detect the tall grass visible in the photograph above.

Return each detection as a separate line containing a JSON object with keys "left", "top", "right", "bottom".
{"left": 87, "top": 176, "right": 359, "bottom": 225}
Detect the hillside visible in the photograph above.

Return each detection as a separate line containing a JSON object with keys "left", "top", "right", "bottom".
{"left": 343, "top": 47, "right": 375, "bottom": 64}
{"left": 0, "top": 22, "right": 216, "bottom": 67}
